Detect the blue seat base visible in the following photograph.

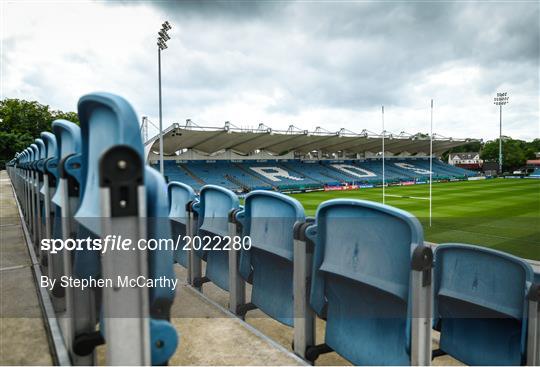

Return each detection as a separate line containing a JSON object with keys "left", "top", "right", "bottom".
{"left": 438, "top": 295, "right": 523, "bottom": 366}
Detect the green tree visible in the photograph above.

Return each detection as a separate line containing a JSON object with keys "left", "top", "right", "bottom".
{"left": 0, "top": 98, "right": 79, "bottom": 169}
{"left": 480, "top": 137, "right": 528, "bottom": 172}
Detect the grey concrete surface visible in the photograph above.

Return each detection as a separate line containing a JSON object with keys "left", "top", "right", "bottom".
{"left": 0, "top": 171, "right": 53, "bottom": 365}
{"left": 173, "top": 263, "right": 464, "bottom": 366}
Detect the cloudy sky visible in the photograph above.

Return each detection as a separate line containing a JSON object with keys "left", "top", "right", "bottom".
{"left": 1, "top": 1, "right": 538, "bottom": 141}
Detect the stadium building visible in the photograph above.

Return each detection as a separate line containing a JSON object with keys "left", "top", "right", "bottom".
{"left": 145, "top": 122, "right": 477, "bottom": 193}
{"left": 3, "top": 93, "right": 540, "bottom": 366}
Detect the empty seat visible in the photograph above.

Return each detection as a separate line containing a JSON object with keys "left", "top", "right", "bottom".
{"left": 72, "top": 92, "right": 178, "bottom": 365}
{"left": 168, "top": 181, "right": 196, "bottom": 267}
{"left": 191, "top": 184, "right": 239, "bottom": 291}
{"left": 31, "top": 144, "right": 41, "bottom": 235}
{"left": 235, "top": 190, "right": 305, "bottom": 326}
{"left": 40, "top": 131, "right": 58, "bottom": 243}
{"left": 50, "top": 120, "right": 94, "bottom": 364}
{"left": 304, "top": 199, "right": 432, "bottom": 365}
{"left": 51, "top": 120, "right": 82, "bottom": 239}
{"left": 433, "top": 244, "right": 536, "bottom": 365}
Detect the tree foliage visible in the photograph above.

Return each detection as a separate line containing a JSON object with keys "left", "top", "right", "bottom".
{"left": 0, "top": 98, "right": 79, "bottom": 168}
{"left": 480, "top": 137, "right": 537, "bottom": 173}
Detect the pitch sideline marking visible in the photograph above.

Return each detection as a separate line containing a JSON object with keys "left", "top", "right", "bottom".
{"left": 383, "top": 194, "right": 430, "bottom": 200}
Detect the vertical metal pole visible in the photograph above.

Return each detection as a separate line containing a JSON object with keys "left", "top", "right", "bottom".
{"left": 293, "top": 224, "right": 315, "bottom": 360}
{"left": 499, "top": 104, "right": 503, "bottom": 174}
{"left": 411, "top": 245, "right": 433, "bottom": 366}
{"left": 187, "top": 205, "right": 202, "bottom": 290}
{"left": 429, "top": 100, "right": 433, "bottom": 228}
{"left": 228, "top": 212, "right": 245, "bottom": 315}
{"left": 158, "top": 47, "right": 164, "bottom": 176}
{"left": 382, "top": 105, "right": 385, "bottom": 205}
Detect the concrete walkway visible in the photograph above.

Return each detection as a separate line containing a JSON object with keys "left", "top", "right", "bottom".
{"left": 0, "top": 171, "right": 52, "bottom": 365}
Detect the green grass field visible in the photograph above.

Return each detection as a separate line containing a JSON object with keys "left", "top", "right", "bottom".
{"left": 289, "top": 178, "right": 540, "bottom": 260}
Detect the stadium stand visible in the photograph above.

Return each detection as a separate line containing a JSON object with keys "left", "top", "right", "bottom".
{"left": 5, "top": 92, "right": 538, "bottom": 366}
{"left": 529, "top": 167, "right": 540, "bottom": 178}
{"left": 155, "top": 157, "right": 476, "bottom": 193}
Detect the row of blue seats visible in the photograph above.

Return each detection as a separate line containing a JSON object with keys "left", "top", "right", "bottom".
{"left": 8, "top": 93, "right": 177, "bottom": 365}
{"left": 168, "top": 182, "right": 540, "bottom": 366}
{"left": 6, "top": 92, "right": 538, "bottom": 366}
{"left": 157, "top": 158, "right": 477, "bottom": 193}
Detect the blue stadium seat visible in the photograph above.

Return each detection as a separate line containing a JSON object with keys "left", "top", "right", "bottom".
{"left": 40, "top": 131, "right": 58, "bottom": 227}
{"left": 51, "top": 120, "right": 82, "bottom": 223}
{"left": 159, "top": 161, "right": 203, "bottom": 190}
{"left": 30, "top": 143, "right": 43, "bottom": 240}
{"left": 168, "top": 181, "right": 196, "bottom": 267}
{"left": 304, "top": 199, "right": 430, "bottom": 365}
{"left": 433, "top": 244, "right": 536, "bottom": 366}
{"left": 37, "top": 132, "right": 62, "bottom": 297}
{"left": 50, "top": 120, "right": 91, "bottom": 363}
{"left": 192, "top": 184, "right": 239, "bottom": 291}
{"left": 73, "top": 92, "right": 177, "bottom": 365}
{"left": 235, "top": 190, "right": 305, "bottom": 326}
{"left": 33, "top": 138, "right": 46, "bottom": 243}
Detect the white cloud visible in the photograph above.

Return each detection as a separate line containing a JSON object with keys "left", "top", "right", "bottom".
{"left": 1, "top": 1, "right": 538, "bottom": 143}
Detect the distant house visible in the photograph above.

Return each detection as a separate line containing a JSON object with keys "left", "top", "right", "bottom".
{"left": 448, "top": 152, "right": 482, "bottom": 170}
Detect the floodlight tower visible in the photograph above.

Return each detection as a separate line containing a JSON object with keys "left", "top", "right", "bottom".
{"left": 157, "top": 21, "right": 172, "bottom": 175}
{"left": 493, "top": 92, "right": 509, "bottom": 174}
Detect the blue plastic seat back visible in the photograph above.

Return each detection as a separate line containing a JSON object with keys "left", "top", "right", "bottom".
{"left": 41, "top": 132, "right": 57, "bottom": 160}
{"left": 28, "top": 147, "right": 35, "bottom": 170}
{"left": 36, "top": 139, "right": 46, "bottom": 158}
{"left": 51, "top": 120, "right": 82, "bottom": 208}
{"left": 74, "top": 92, "right": 144, "bottom": 236}
{"left": 33, "top": 145, "right": 40, "bottom": 166}
{"left": 168, "top": 182, "right": 196, "bottom": 267}
{"left": 73, "top": 94, "right": 177, "bottom": 364}
{"left": 237, "top": 190, "right": 304, "bottom": 326}
{"left": 433, "top": 244, "right": 534, "bottom": 366}
{"left": 195, "top": 185, "right": 239, "bottom": 291}
{"left": 40, "top": 132, "right": 58, "bottom": 194}
{"left": 34, "top": 139, "right": 46, "bottom": 220}
{"left": 34, "top": 138, "right": 46, "bottom": 171}
{"left": 306, "top": 199, "right": 423, "bottom": 365}
{"left": 21, "top": 149, "right": 28, "bottom": 169}
{"left": 74, "top": 93, "right": 144, "bottom": 277}
{"left": 50, "top": 121, "right": 81, "bottom": 241}
{"left": 30, "top": 143, "right": 39, "bottom": 169}
{"left": 145, "top": 167, "right": 176, "bottom": 308}
{"left": 20, "top": 149, "right": 27, "bottom": 170}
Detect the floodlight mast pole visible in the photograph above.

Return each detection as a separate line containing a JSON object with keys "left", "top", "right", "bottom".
{"left": 158, "top": 47, "right": 163, "bottom": 174}
{"left": 499, "top": 104, "right": 502, "bottom": 173}
{"left": 493, "top": 92, "right": 509, "bottom": 174}
{"left": 157, "top": 21, "right": 172, "bottom": 176}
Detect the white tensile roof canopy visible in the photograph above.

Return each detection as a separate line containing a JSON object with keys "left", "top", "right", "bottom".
{"left": 145, "top": 121, "right": 477, "bottom": 157}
